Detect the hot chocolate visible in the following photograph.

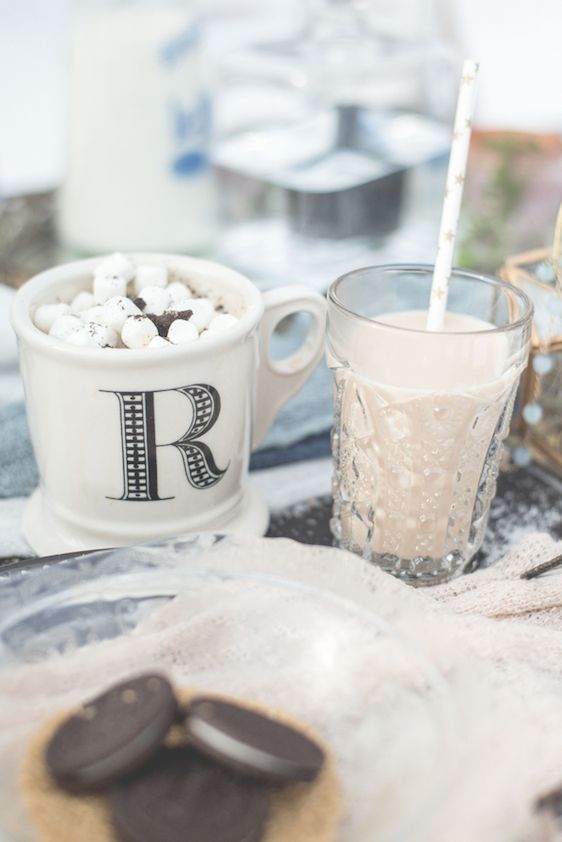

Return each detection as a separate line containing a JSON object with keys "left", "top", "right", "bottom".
{"left": 32, "top": 253, "right": 240, "bottom": 349}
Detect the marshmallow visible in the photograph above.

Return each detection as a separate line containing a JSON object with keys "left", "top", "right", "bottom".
{"left": 51, "top": 318, "right": 118, "bottom": 348}
{"left": 34, "top": 303, "right": 71, "bottom": 333}
{"left": 167, "top": 319, "right": 199, "bottom": 345}
{"left": 173, "top": 298, "right": 215, "bottom": 331}
{"left": 121, "top": 316, "right": 158, "bottom": 349}
{"left": 70, "top": 291, "right": 96, "bottom": 314}
{"left": 103, "top": 296, "right": 142, "bottom": 333}
{"left": 167, "top": 281, "right": 192, "bottom": 303}
{"left": 148, "top": 335, "right": 170, "bottom": 349}
{"left": 85, "top": 322, "right": 118, "bottom": 348}
{"left": 93, "top": 272, "right": 128, "bottom": 304}
{"left": 198, "top": 330, "right": 214, "bottom": 341}
{"left": 95, "top": 253, "right": 135, "bottom": 283}
{"left": 208, "top": 313, "right": 238, "bottom": 332}
{"left": 171, "top": 298, "right": 194, "bottom": 312}
{"left": 134, "top": 265, "right": 168, "bottom": 295}
{"left": 138, "top": 285, "right": 171, "bottom": 316}
{"left": 49, "top": 315, "right": 84, "bottom": 342}
{"left": 65, "top": 326, "right": 102, "bottom": 348}
{"left": 191, "top": 299, "right": 216, "bottom": 330}
{"left": 80, "top": 306, "right": 108, "bottom": 326}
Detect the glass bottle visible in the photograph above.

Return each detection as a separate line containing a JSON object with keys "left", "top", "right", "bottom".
{"left": 59, "top": 0, "right": 214, "bottom": 255}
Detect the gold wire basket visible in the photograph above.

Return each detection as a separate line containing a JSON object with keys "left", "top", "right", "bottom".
{"left": 499, "top": 204, "right": 562, "bottom": 473}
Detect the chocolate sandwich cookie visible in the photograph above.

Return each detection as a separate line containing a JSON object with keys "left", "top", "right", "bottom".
{"left": 110, "top": 746, "right": 269, "bottom": 842}
{"left": 45, "top": 673, "right": 177, "bottom": 793}
{"left": 186, "top": 697, "right": 325, "bottom": 784}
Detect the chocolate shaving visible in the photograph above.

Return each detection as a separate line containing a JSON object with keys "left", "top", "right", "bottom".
{"left": 536, "top": 786, "right": 562, "bottom": 816}
{"left": 133, "top": 297, "right": 146, "bottom": 311}
{"left": 173, "top": 308, "right": 194, "bottom": 319}
{"left": 147, "top": 310, "right": 193, "bottom": 338}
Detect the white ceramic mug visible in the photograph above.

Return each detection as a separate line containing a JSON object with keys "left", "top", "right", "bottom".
{"left": 12, "top": 254, "right": 327, "bottom": 555}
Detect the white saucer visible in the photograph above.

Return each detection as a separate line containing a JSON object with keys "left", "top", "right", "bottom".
{"left": 22, "top": 483, "right": 269, "bottom": 555}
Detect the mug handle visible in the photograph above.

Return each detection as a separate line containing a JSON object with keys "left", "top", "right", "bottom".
{"left": 253, "top": 285, "right": 327, "bottom": 449}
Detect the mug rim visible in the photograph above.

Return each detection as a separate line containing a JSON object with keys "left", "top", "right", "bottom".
{"left": 328, "top": 263, "right": 534, "bottom": 337}
{"left": 11, "top": 253, "right": 264, "bottom": 366}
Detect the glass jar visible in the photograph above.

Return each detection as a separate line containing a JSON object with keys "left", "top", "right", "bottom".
{"left": 500, "top": 244, "right": 562, "bottom": 473}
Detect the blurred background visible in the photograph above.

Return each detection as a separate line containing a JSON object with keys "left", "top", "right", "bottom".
{"left": 1, "top": 0, "right": 561, "bottom": 291}
{"left": 0, "top": 0, "right": 561, "bottom": 459}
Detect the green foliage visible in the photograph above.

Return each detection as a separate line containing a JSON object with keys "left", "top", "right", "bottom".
{"left": 458, "top": 136, "right": 539, "bottom": 273}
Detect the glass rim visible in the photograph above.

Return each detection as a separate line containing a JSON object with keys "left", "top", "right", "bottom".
{"left": 328, "top": 263, "right": 534, "bottom": 337}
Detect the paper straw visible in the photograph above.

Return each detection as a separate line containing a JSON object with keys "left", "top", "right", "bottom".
{"left": 426, "top": 59, "right": 480, "bottom": 331}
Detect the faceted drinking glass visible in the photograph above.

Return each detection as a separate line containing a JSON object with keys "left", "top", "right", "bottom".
{"left": 327, "top": 264, "right": 533, "bottom": 585}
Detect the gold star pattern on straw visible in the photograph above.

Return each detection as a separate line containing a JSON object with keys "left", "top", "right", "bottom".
{"left": 454, "top": 173, "right": 465, "bottom": 186}
{"left": 443, "top": 229, "right": 455, "bottom": 243}
{"left": 464, "top": 118, "right": 472, "bottom": 129}
{"left": 453, "top": 130, "right": 463, "bottom": 141}
{"left": 431, "top": 287, "right": 446, "bottom": 300}
{"left": 462, "top": 73, "right": 474, "bottom": 85}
